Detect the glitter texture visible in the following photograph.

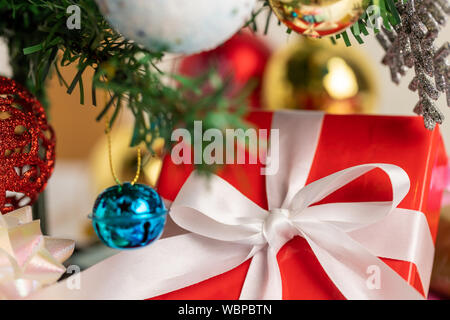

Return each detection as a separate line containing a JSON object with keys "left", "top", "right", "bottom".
{"left": 376, "top": 0, "right": 450, "bottom": 130}
{"left": 0, "top": 77, "right": 55, "bottom": 214}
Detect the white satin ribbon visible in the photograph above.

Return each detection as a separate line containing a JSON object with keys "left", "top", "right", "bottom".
{"left": 29, "top": 111, "right": 435, "bottom": 300}
{"left": 170, "top": 164, "right": 432, "bottom": 300}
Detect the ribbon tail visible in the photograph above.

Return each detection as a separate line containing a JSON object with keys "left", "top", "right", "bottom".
{"left": 349, "top": 208, "right": 435, "bottom": 296}
{"left": 28, "top": 233, "right": 253, "bottom": 300}
{"left": 239, "top": 247, "right": 283, "bottom": 300}
{"left": 300, "top": 221, "right": 425, "bottom": 300}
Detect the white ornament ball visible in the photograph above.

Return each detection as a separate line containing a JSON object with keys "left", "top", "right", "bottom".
{"left": 96, "top": 0, "right": 257, "bottom": 54}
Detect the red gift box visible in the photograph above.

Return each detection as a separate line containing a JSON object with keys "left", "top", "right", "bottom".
{"left": 155, "top": 111, "right": 448, "bottom": 300}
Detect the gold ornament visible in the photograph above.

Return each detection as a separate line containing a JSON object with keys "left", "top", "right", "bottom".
{"left": 263, "top": 38, "right": 378, "bottom": 114}
{"left": 90, "top": 127, "right": 165, "bottom": 195}
{"left": 268, "top": 0, "right": 369, "bottom": 38}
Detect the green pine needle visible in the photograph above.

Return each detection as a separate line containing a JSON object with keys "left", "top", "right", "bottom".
{"left": 0, "top": 0, "right": 252, "bottom": 175}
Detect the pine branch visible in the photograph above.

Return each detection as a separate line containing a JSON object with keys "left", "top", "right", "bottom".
{"left": 333, "top": 0, "right": 403, "bottom": 46}
{"left": 248, "top": 0, "right": 403, "bottom": 45}
{"left": 0, "top": 0, "right": 251, "bottom": 174}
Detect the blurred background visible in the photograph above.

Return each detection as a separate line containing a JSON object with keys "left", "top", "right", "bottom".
{"left": 0, "top": 9, "right": 449, "bottom": 298}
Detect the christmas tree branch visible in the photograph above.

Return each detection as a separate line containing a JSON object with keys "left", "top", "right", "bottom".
{"left": 333, "top": 0, "right": 403, "bottom": 46}
{"left": 0, "top": 0, "right": 250, "bottom": 174}
{"left": 248, "top": 0, "right": 402, "bottom": 45}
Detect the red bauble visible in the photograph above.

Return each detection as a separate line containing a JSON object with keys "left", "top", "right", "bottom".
{"left": 0, "top": 77, "right": 55, "bottom": 214}
{"left": 179, "top": 32, "right": 272, "bottom": 109}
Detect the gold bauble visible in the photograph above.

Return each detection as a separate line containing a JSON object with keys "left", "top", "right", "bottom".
{"left": 90, "top": 127, "right": 165, "bottom": 195}
{"left": 263, "top": 38, "right": 378, "bottom": 114}
{"left": 268, "top": 0, "right": 370, "bottom": 38}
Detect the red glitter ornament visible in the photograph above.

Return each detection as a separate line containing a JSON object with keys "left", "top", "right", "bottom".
{"left": 0, "top": 76, "right": 55, "bottom": 214}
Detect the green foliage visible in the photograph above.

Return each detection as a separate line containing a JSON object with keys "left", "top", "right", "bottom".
{"left": 0, "top": 0, "right": 251, "bottom": 174}
{"left": 332, "top": 0, "right": 403, "bottom": 46}
{"left": 249, "top": 0, "right": 402, "bottom": 46}
{"left": 0, "top": 0, "right": 403, "bottom": 175}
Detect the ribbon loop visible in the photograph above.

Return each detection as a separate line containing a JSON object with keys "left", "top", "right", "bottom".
{"left": 289, "top": 164, "right": 410, "bottom": 216}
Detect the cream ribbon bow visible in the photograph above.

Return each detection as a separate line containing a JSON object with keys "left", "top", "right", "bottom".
{"left": 0, "top": 206, "right": 75, "bottom": 299}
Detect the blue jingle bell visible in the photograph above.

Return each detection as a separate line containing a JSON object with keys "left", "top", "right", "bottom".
{"left": 89, "top": 183, "right": 167, "bottom": 249}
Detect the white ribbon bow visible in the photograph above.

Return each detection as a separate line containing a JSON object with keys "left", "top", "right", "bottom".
{"left": 170, "top": 164, "right": 433, "bottom": 300}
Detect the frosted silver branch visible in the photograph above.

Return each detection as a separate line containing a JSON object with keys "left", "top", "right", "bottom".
{"left": 376, "top": 0, "right": 449, "bottom": 130}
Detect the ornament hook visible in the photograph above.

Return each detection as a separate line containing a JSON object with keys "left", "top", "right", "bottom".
{"left": 105, "top": 114, "right": 141, "bottom": 186}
